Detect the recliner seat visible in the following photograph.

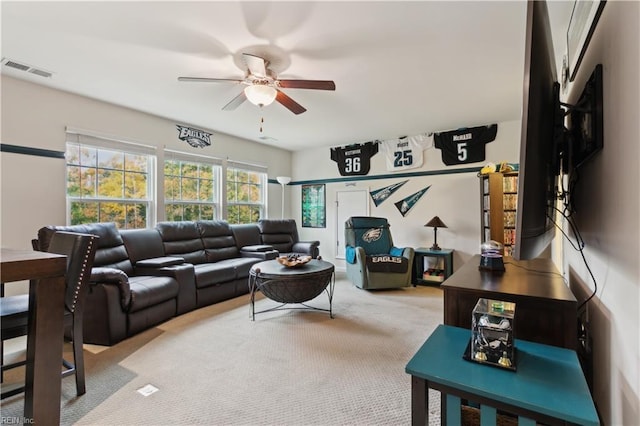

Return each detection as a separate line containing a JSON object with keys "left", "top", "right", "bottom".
{"left": 344, "top": 216, "right": 414, "bottom": 290}
{"left": 36, "top": 223, "right": 182, "bottom": 346}
{"left": 257, "top": 219, "right": 320, "bottom": 258}
{"left": 31, "top": 219, "right": 319, "bottom": 345}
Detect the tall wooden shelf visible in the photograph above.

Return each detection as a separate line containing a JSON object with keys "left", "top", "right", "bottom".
{"left": 479, "top": 172, "right": 518, "bottom": 257}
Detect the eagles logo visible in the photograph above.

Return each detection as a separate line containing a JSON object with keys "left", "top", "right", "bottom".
{"left": 362, "top": 227, "right": 382, "bottom": 243}
{"left": 176, "top": 125, "right": 212, "bottom": 148}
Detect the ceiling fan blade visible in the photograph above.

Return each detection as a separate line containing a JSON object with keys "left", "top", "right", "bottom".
{"left": 277, "top": 80, "right": 336, "bottom": 91}
{"left": 222, "top": 91, "right": 247, "bottom": 111}
{"left": 276, "top": 90, "right": 307, "bottom": 115}
{"left": 178, "top": 77, "right": 243, "bottom": 83}
{"left": 242, "top": 53, "right": 267, "bottom": 78}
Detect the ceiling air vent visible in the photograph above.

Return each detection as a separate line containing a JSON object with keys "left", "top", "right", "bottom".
{"left": 1, "top": 57, "right": 53, "bottom": 78}
{"left": 28, "top": 68, "right": 52, "bottom": 78}
{"left": 259, "top": 136, "right": 279, "bottom": 142}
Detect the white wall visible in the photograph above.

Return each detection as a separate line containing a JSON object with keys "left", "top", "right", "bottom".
{"left": 291, "top": 120, "right": 521, "bottom": 271}
{"left": 554, "top": 1, "right": 639, "bottom": 424}
{"left": 1, "top": 76, "right": 291, "bottom": 291}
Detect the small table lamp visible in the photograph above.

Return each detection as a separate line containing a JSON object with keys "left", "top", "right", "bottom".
{"left": 425, "top": 216, "right": 447, "bottom": 250}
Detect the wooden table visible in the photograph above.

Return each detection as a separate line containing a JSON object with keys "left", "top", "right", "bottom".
{"left": 406, "top": 324, "right": 599, "bottom": 426}
{"left": 442, "top": 255, "right": 577, "bottom": 349}
{"left": 1, "top": 248, "right": 67, "bottom": 425}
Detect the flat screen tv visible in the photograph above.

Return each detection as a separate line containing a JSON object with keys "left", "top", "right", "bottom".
{"left": 513, "top": 0, "right": 563, "bottom": 260}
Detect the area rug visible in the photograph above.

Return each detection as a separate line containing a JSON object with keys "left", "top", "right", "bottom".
{"left": 1, "top": 273, "right": 444, "bottom": 425}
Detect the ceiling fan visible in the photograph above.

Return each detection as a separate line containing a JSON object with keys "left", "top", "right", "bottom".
{"left": 178, "top": 53, "right": 335, "bottom": 115}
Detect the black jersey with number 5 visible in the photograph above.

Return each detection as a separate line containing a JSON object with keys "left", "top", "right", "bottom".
{"left": 433, "top": 124, "right": 497, "bottom": 165}
{"left": 330, "top": 141, "right": 379, "bottom": 176}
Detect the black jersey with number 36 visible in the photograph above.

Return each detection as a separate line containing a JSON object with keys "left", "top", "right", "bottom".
{"left": 433, "top": 124, "right": 498, "bottom": 165}
{"left": 330, "top": 141, "right": 379, "bottom": 176}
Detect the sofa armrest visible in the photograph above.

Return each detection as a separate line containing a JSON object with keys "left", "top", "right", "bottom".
{"left": 133, "top": 263, "right": 197, "bottom": 314}
{"left": 240, "top": 249, "right": 279, "bottom": 260}
{"left": 240, "top": 244, "right": 274, "bottom": 253}
{"left": 402, "top": 247, "right": 415, "bottom": 261}
{"left": 90, "top": 267, "right": 132, "bottom": 310}
{"left": 83, "top": 280, "right": 128, "bottom": 345}
{"left": 135, "top": 256, "right": 185, "bottom": 268}
{"left": 345, "top": 246, "right": 367, "bottom": 287}
{"left": 292, "top": 241, "right": 320, "bottom": 258}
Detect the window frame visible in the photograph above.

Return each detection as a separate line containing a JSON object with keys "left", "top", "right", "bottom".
{"left": 225, "top": 161, "right": 267, "bottom": 225}
{"left": 163, "top": 150, "right": 222, "bottom": 222}
{"left": 65, "top": 129, "right": 272, "bottom": 228}
{"left": 65, "top": 131, "right": 156, "bottom": 229}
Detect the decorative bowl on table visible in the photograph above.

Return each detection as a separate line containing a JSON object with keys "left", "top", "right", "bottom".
{"left": 277, "top": 254, "right": 312, "bottom": 268}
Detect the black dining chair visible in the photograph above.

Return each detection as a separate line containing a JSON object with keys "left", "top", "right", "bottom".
{"left": 1, "top": 231, "right": 98, "bottom": 398}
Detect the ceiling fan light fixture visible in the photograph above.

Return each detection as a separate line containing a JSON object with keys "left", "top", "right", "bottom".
{"left": 244, "top": 84, "right": 277, "bottom": 107}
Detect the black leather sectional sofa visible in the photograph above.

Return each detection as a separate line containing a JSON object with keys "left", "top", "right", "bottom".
{"left": 33, "top": 219, "right": 319, "bottom": 345}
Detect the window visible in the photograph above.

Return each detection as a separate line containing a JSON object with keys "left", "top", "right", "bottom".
{"left": 226, "top": 165, "right": 266, "bottom": 224}
{"left": 66, "top": 137, "right": 155, "bottom": 229}
{"left": 66, "top": 130, "right": 269, "bottom": 228}
{"left": 164, "top": 152, "right": 221, "bottom": 221}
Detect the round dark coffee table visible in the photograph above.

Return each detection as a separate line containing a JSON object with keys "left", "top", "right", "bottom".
{"left": 248, "top": 258, "right": 335, "bottom": 320}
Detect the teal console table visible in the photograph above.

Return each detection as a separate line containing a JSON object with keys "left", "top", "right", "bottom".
{"left": 405, "top": 324, "right": 599, "bottom": 426}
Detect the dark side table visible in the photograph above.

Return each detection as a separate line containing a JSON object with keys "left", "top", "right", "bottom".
{"left": 412, "top": 247, "right": 453, "bottom": 286}
{"left": 442, "top": 255, "right": 577, "bottom": 349}
{"left": 249, "top": 259, "right": 335, "bottom": 320}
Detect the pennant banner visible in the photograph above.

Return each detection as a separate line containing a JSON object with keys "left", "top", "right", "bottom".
{"left": 394, "top": 185, "right": 431, "bottom": 217}
{"left": 369, "top": 180, "right": 408, "bottom": 207}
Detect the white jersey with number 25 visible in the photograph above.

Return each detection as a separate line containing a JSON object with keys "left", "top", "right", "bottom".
{"left": 379, "top": 133, "right": 432, "bottom": 171}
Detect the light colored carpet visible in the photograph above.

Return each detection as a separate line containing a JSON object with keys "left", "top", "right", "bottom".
{"left": 1, "top": 273, "right": 444, "bottom": 425}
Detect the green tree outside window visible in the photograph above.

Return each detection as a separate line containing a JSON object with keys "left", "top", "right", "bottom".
{"left": 226, "top": 167, "right": 264, "bottom": 224}
{"left": 164, "top": 158, "right": 219, "bottom": 222}
{"left": 67, "top": 143, "right": 152, "bottom": 228}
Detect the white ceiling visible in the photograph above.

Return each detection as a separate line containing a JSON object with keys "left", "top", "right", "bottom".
{"left": 0, "top": 1, "right": 574, "bottom": 151}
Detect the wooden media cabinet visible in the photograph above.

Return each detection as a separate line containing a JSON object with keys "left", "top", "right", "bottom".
{"left": 442, "top": 255, "right": 577, "bottom": 349}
